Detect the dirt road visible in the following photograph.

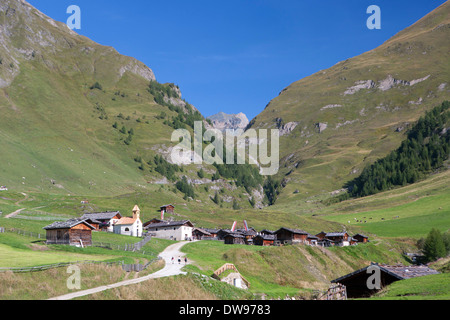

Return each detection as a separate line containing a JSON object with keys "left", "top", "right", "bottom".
{"left": 48, "top": 241, "right": 193, "bottom": 300}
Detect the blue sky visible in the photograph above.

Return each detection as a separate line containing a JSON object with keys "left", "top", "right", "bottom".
{"left": 28, "top": 0, "right": 447, "bottom": 120}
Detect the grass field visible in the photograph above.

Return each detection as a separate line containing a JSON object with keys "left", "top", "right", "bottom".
{"left": 370, "top": 273, "right": 450, "bottom": 300}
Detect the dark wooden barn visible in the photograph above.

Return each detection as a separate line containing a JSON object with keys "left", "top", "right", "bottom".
{"left": 203, "top": 228, "right": 219, "bottom": 238}
{"left": 192, "top": 228, "right": 212, "bottom": 240}
{"left": 253, "top": 234, "right": 276, "bottom": 246}
{"left": 224, "top": 232, "right": 246, "bottom": 245}
{"left": 331, "top": 263, "right": 440, "bottom": 298}
{"left": 353, "top": 234, "right": 369, "bottom": 243}
{"left": 160, "top": 204, "right": 175, "bottom": 214}
{"left": 43, "top": 218, "right": 95, "bottom": 247}
{"left": 275, "top": 227, "right": 309, "bottom": 244}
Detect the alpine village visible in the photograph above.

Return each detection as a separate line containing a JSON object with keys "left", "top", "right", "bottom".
{"left": 0, "top": 0, "right": 449, "bottom": 303}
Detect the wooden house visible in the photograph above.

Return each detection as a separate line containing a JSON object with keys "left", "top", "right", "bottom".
{"left": 326, "top": 232, "right": 350, "bottom": 246}
{"left": 306, "top": 234, "right": 319, "bottom": 246}
{"left": 353, "top": 234, "right": 369, "bottom": 243}
{"left": 160, "top": 204, "right": 175, "bottom": 214}
{"left": 275, "top": 227, "right": 309, "bottom": 244}
{"left": 43, "top": 218, "right": 95, "bottom": 247}
{"left": 316, "top": 231, "right": 350, "bottom": 246}
{"left": 203, "top": 228, "right": 219, "bottom": 238}
{"left": 331, "top": 263, "right": 440, "bottom": 298}
{"left": 224, "top": 232, "right": 246, "bottom": 245}
{"left": 237, "top": 227, "right": 257, "bottom": 245}
{"left": 253, "top": 234, "right": 276, "bottom": 246}
{"left": 192, "top": 228, "right": 212, "bottom": 240}
{"left": 81, "top": 211, "right": 122, "bottom": 232}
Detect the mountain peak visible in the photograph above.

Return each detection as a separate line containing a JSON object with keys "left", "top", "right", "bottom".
{"left": 207, "top": 112, "right": 250, "bottom": 131}
{"left": 0, "top": 0, "right": 156, "bottom": 89}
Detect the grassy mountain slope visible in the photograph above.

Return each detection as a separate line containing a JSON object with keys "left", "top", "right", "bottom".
{"left": 0, "top": 0, "right": 216, "bottom": 200}
{"left": 248, "top": 1, "right": 450, "bottom": 204}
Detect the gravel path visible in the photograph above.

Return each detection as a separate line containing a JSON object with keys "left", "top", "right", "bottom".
{"left": 48, "top": 241, "right": 193, "bottom": 300}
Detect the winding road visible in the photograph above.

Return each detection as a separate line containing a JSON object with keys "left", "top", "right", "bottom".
{"left": 48, "top": 241, "right": 193, "bottom": 300}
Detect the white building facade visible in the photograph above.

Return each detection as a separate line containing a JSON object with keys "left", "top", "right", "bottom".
{"left": 113, "top": 205, "right": 143, "bottom": 237}
{"left": 145, "top": 220, "right": 193, "bottom": 241}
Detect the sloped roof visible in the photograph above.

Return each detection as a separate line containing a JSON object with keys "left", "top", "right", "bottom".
{"left": 115, "top": 217, "right": 137, "bottom": 225}
{"left": 255, "top": 234, "right": 276, "bottom": 241}
{"left": 193, "top": 228, "right": 212, "bottom": 236}
{"left": 43, "top": 218, "right": 95, "bottom": 230}
{"left": 145, "top": 220, "right": 193, "bottom": 229}
{"left": 326, "top": 232, "right": 348, "bottom": 237}
{"left": 203, "top": 228, "right": 220, "bottom": 234}
{"left": 224, "top": 232, "right": 245, "bottom": 239}
{"left": 275, "top": 227, "right": 309, "bottom": 235}
{"left": 82, "top": 211, "right": 121, "bottom": 220}
{"left": 332, "top": 263, "right": 440, "bottom": 283}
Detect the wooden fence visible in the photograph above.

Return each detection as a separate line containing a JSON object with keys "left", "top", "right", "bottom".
{"left": 314, "top": 283, "right": 347, "bottom": 300}
{"left": 0, "top": 260, "right": 124, "bottom": 273}
{"left": 0, "top": 227, "right": 5, "bottom": 233}
{"left": 7, "top": 228, "right": 45, "bottom": 239}
{"left": 5, "top": 228, "right": 153, "bottom": 254}
{"left": 121, "top": 257, "right": 162, "bottom": 272}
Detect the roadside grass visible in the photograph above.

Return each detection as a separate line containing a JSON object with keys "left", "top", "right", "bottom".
{"left": 0, "top": 228, "right": 173, "bottom": 268}
{"left": 79, "top": 273, "right": 252, "bottom": 300}
{"left": 369, "top": 273, "right": 450, "bottom": 300}
{"left": 0, "top": 263, "right": 128, "bottom": 300}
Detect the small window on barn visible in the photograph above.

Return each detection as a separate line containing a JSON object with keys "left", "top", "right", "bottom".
{"left": 125, "top": 228, "right": 130, "bottom": 232}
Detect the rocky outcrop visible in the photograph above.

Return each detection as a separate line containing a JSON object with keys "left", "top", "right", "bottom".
{"left": 279, "top": 122, "right": 299, "bottom": 136}
{"left": 207, "top": 112, "right": 249, "bottom": 132}
{"left": 344, "top": 75, "right": 431, "bottom": 95}
{"left": 344, "top": 80, "right": 375, "bottom": 95}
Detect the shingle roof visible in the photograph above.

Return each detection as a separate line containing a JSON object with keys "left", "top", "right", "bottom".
{"left": 224, "top": 232, "right": 245, "bottom": 239}
{"left": 43, "top": 218, "right": 95, "bottom": 230}
{"left": 115, "top": 217, "right": 137, "bottom": 225}
{"left": 203, "top": 228, "right": 220, "bottom": 234}
{"left": 331, "top": 263, "right": 440, "bottom": 283}
{"left": 326, "top": 232, "right": 348, "bottom": 237}
{"left": 82, "top": 211, "right": 121, "bottom": 220}
{"left": 379, "top": 264, "right": 440, "bottom": 279}
{"left": 193, "top": 228, "right": 212, "bottom": 236}
{"left": 276, "top": 227, "right": 309, "bottom": 235}
{"left": 255, "top": 234, "right": 276, "bottom": 241}
{"left": 145, "top": 220, "right": 193, "bottom": 229}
